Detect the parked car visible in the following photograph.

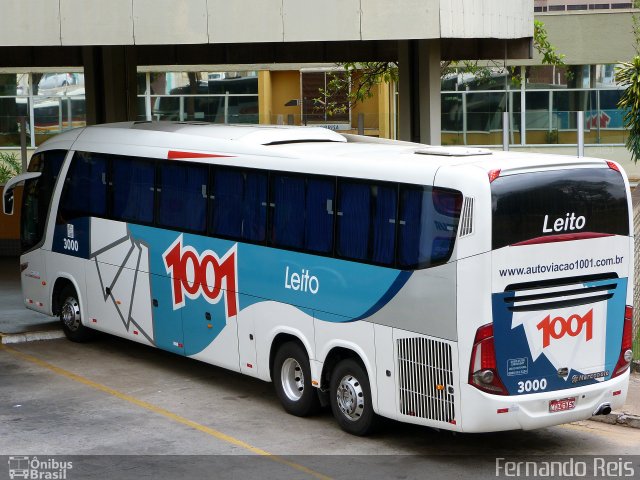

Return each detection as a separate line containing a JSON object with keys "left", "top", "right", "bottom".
{"left": 37, "top": 73, "right": 84, "bottom": 95}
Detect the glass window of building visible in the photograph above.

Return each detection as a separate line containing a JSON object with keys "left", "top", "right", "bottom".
{"left": 301, "top": 71, "right": 349, "bottom": 124}
{"left": 440, "top": 63, "right": 627, "bottom": 147}
{"left": 140, "top": 71, "right": 258, "bottom": 124}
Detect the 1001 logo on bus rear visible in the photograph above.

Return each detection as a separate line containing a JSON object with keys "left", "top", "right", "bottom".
{"left": 536, "top": 309, "right": 593, "bottom": 348}
{"left": 163, "top": 235, "right": 238, "bottom": 318}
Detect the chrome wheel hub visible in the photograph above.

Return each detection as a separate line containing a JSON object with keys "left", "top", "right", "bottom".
{"left": 336, "top": 374, "right": 364, "bottom": 421}
{"left": 281, "top": 358, "right": 304, "bottom": 401}
{"left": 61, "top": 297, "right": 81, "bottom": 331}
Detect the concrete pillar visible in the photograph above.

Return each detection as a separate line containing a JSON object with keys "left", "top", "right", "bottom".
{"left": 258, "top": 71, "right": 272, "bottom": 125}
{"left": 398, "top": 39, "right": 441, "bottom": 145}
{"left": 377, "top": 80, "right": 391, "bottom": 139}
{"left": 83, "top": 46, "right": 138, "bottom": 125}
{"left": 398, "top": 41, "right": 412, "bottom": 142}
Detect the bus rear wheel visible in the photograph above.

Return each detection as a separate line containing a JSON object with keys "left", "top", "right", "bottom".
{"left": 59, "top": 285, "right": 95, "bottom": 342}
{"left": 330, "top": 358, "right": 377, "bottom": 436}
{"left": 273, "top": 341, "right": 320, "bottom": 417}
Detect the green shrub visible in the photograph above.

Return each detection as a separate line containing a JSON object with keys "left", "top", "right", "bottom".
{"left": 616, "top": 57, "right": 640, "bottom": 163}
{"left": 0, "top": 152, "right": 21, "bottom": 184}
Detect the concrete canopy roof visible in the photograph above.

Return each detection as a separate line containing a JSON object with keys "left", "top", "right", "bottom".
{"left": 0, "top": 0, "right": 534, "bottom": 67}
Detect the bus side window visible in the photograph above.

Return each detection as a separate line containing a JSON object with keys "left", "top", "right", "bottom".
{"left": 397, "top": 186, "right": 462, "bottom": 269}
{"left": 210, "top": 167, "right": 267, "bottom": 242}
{"left": 371, "top": 184, "right": 396, "bottom": 265}
{"left": 242, "top": 171, "right": 267, "bottom": 242}
{"left": 271, "top": 174, "right": 305, "bottom": 249}
{"left": 112, "top": 158, "right": 155, "bottom": 224}
{"left": 157, "top": 163, "right": 207, "bottom": 233}
{"left": 337, "top": 181, "right": 371, "bottom": 261}
{"left": 304, "top": 177, "right": 334, "bottom": 254}
{"left": 210, "top": 168, "right": 243, "bottom": 238}
{"left": 59, "top": 152, "right": 107, "bottom": 222}
{"left": 336, "top": 180, "right": 396, "bottom": 265}
{"left": 397, "top": 187, "right": 423, "bottom": 268}
{"left": 270, "top": 174, "right": 335, "bottom": 253}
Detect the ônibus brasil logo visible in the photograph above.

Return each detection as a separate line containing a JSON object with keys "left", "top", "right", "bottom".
{"left": 163, "top": 235, "right": 238, "bottom": 318}
{"left": 536, "top": 309, "right": 593, "bottom": 348}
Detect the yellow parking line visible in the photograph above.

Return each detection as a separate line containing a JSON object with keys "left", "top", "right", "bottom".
{"left": 1, "top": 343, "right": 331, "bottom": 480}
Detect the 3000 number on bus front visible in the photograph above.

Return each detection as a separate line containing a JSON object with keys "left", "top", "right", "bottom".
{"left": 63, "top": 238, "right": 79, "bottom": 252}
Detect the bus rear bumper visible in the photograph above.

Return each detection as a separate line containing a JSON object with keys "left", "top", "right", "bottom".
{"left": 459, "top": 372, "right": 630, "bottom": 433}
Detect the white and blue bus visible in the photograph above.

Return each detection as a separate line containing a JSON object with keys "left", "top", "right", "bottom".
{"left": 3, "top": 122, "right": 634, "bottom": 435}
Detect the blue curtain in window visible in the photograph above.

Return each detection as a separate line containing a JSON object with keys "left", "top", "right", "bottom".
{"left": 85, "top": 156, "right": 107, "bottom": 217}
{"left": 398, "top": 188, "right": 423, "bottom": 268}
{"left": 112, "top": 159, "right": 154, "bottom": 223}
{"left": 63, "top": 153, "right": 107, "bottom": 217}
{"left": 305, "top": 178, "right": 334, "bottom": 253}
{"left": 337, "top": 182, "right": 370, "bottom": 260}
{"left": 211, "top": 169, "right": 243, "bottom": 238}
{"left": 372, "top": 185, "right": 396, "bottom": 265}
{"left": 63, "top": 155, "right": 84, "bottom": 213}
{"left": 44, "top": 150, "right": 66, "bottom": 189}
{"left": 272, "top": 175, "right": 305, "bottom": 249}
{"left": 158, "top": 164, "right": 207, "bottom": 232}
{"left": 242, "top": 172, "right": 267, "bottom": 242}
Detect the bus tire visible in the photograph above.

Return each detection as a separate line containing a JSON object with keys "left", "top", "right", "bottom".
{"left": 330, "top": 358, "right": 377, "bottom": 436}
{"left": 59, "top": 285, "right": 95, "bottom": 342}
{"left": 273, "top": 341, "right": 320, "bottom": 417}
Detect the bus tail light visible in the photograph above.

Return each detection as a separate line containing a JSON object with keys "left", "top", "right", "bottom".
{"left": 612, "top": 305, "right": 633, "bottom": 378}
{"left": 488, "top": 169, "right": 501, "bottom": 183}
{"left": 606, "top": 161, "right": 621, "bottom": 173}
{"left": 469, "top": 323, "right": 508, "bottom": 395}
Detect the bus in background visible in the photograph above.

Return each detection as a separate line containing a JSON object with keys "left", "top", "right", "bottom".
{"left": 2, "top": 122, "right": 634, "bottom": 435}
{"left": 15, "top": 94, "right": 86, "bottom": 137}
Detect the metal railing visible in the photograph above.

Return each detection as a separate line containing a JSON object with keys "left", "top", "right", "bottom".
{"left": 441, "top": 87, "right": 627, "bottom": 147}
{"left": 141, "top": 94, "right": 258, "bottom": 124}
{"left": 534, "top": 0, "right": 634, "bottom": 12}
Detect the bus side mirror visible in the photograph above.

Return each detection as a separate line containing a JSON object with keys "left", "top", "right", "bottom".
{"left": 2, "top": 172, "right": 42, "bottom": 216}
{"left": 3, "top": 187, "right": 14, "bottom": 215}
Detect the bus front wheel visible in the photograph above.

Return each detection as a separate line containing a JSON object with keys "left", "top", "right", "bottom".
{"left": 330, "top": 358, "right": 377, "bottom": 436}
{"left": 273, "top": 341, "right": 320, "bottom": 417}
{"left": 59, "top": 285, "right": 95, "bottom": 342}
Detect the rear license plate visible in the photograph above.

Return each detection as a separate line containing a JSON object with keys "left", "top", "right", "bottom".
{"left": 549, "top": 397, "right": 576, "bottom": 413}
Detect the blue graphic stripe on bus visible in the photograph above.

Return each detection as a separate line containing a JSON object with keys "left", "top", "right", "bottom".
{"left": 351, "top": 270, "right": 412, "bottom": 321}
{"left": 588, "top": 278, "right": 626, "bottom": 377}
{"left": 491, "top": 277, "right": 627, "bottom": 395}
{"left": 127, "top": 224, "right": 410, "bottom": 353}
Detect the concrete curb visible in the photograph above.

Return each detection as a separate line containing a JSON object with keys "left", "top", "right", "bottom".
{"left": 0, "top": 329, "right": 65, "bottom": 344}
{"left": 589, "top": 412, "right": 640, "bottom": 429}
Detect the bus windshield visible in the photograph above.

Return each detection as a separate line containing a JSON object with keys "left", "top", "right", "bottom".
{"left": 20, "top": 150, "right": 66, "bottom": 253}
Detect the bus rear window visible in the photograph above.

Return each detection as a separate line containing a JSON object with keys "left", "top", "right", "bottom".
{"left": 491, "top": 167, "right": 629, "bottom": 250}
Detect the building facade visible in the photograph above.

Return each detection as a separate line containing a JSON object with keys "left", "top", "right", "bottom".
{"left": 11, "top": 2, "right": 635, "bottom": 172}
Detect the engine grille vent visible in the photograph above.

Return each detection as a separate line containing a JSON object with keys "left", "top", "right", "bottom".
{"left": 397, "top": 337, "right": 455, "bottom": 423}
{"left": 459, "top": 196, "right": 474, "bottom": 237}
{"left": 504, "top": 273, "right": 619, "bottom": 312}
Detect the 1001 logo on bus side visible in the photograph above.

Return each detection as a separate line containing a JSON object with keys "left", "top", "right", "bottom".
{"left": 163, "top": 235, "right": 238, "bottom": 318}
